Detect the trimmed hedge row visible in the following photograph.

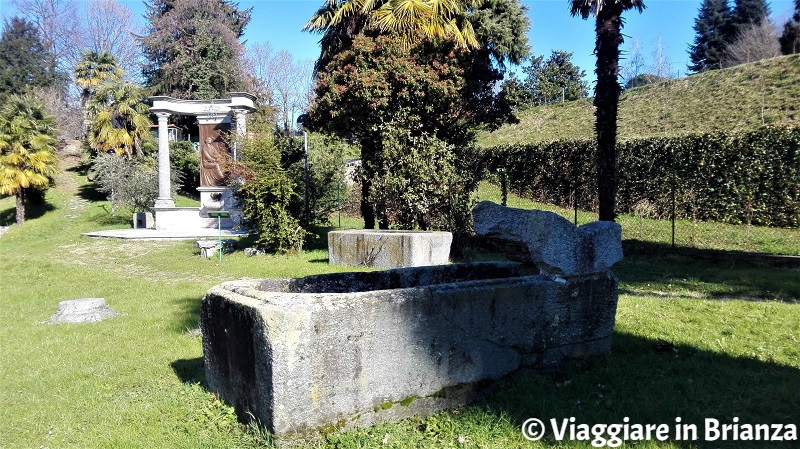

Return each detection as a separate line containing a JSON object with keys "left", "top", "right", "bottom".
{"left": 481, "top": 126, "right": 800, "bottom": 228}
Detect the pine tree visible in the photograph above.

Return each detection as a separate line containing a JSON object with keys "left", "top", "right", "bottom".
{"left": 688, "top": 0, "right": 731, "bottom": 72}
{"left": 780, "top": 0, "right": 800, "bottom": 54}
{"left": 520, "top": 50, "right": 588, "bottom": 106}
{"left": 729, "top": 0, "right": 771, "bottom": 38}
{"left": 0, "top": 17, "right": 63, "bottom": 97}
{"left": 138, "top": 0, "right": 251, "bottom": 99}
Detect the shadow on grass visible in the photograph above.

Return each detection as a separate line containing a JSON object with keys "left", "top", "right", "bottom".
{"left": 171, "top": 358, "right": 206, "bottom": 386}
{"left": 66, "top": 159, "right": 91, "bottom": 176}
{"left": 479, "top": 331, "right": 800, "bottom": 449}
{"left": 306, "top": 225, "right": 335, "bottom": 251}
{"left": 170, "top": 294, "right": 206, "bottom": 386}
{"left": 616, "top": 243, "right": 800, "bottom": 303}
{"left": 77, "top": 182, "right": 107, "bottom": 203}
{"left": 0, "top": 200, "right": 56, "bottom": 226}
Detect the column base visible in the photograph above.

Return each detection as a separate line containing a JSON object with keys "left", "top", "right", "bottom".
{"left": 154, "top": 198, "right": 175, "bottom": 209}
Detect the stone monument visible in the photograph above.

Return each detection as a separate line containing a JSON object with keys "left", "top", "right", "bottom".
{"left": 149, "top": 93, "right": 256, "bottom": 231}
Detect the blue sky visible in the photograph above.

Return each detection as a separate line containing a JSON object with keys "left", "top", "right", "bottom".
{"left": 3, "top": 0, "right": 796, "bottom": 84}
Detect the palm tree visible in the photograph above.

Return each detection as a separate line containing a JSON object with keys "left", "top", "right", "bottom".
{"left": 305, "top": 0, "right": 484, "bottom": 68}
{"left": 74, "top": 51, "right": 126, "bottom": 107}
{"left": 0, "top": 95, "right": 59, "bottom": 225}
{"left": 570, "top": 0, "right": 645, "bottom": 222}
{"left": 86, "top": 80, "right": 153, "bottom": 158}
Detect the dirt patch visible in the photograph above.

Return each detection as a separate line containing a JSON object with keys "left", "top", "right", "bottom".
{"left": 58, "top": 239, "right": 232, "bottom": 286}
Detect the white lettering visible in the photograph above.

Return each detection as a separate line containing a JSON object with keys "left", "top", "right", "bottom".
{"left": 706, "top": 418, "right": 720, "bottom": 441}
{"left": 551, "top": 418, "right": 570, "bottom": 440}
{"left": 783, "top": 424, "right": 797, "bottom": 440}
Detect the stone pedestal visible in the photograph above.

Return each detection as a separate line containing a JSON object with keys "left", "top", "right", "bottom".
{"left": 198, "top": 186, "right": 241, "bottom": 230}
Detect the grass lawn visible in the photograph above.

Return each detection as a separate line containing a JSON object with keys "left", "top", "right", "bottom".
{"left": 1, "top": 164, "right": 798, "bottom": 448}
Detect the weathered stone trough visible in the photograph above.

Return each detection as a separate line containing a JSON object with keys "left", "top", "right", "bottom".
{"left": 201, "top": 262, "right": 619, "bottom": 437}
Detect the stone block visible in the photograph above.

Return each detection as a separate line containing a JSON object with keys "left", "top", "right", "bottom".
{"left": 328, "top": 230, "right": 452, "bottom": 268}
{"left": 47, "top": 298, "right": 118, "bottom": 324}
{"left": 133, "top": 212, "right": 154, "bottom": 229}
{"left": 472, "top": 201, "right": 623, "bottom": 277}
{"left": 201, "top": 262, "right": 618, "bottom": 437}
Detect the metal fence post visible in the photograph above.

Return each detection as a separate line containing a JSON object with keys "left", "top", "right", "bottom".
{"left": 500, "top": 168, "right": 508, "bottom": 207}
{"left": 669, "top": 143, "right": 676, "bottom": 249}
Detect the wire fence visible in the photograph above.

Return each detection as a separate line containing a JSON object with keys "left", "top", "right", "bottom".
{"left": 475, "top": 170, "right": 800, "bottom": 256}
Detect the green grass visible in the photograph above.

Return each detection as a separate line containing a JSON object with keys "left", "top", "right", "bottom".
{"left": 478, "top": 54, "right": 800, "bottom": 147}
{"left": 475, "top": 181, "right": 800, "bottom": 255}
{"left": 1, "top": 164, "right": 799, "bottom": 448}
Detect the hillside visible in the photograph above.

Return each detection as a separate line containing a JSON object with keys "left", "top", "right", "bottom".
{"left": 478, "top": 53, "right": 800, "bottom": 147}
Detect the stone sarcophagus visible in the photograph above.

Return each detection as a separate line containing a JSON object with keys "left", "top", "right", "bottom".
{"left": 201, "top": 262, "right": 619, "bottom": 437}
{"left": 201, "top": 201, "right": 623, "bottom": 438}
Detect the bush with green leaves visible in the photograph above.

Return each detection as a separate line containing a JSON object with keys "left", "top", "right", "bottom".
{"left": 90, "top": 153, "right": 162, "bottom": 215}
{"left": 169, "top": 141, "right": 199, "bottom": 195}
{"left": 231, "top": 126, "right": 306, "bottom": 253}
{"left": 483, "top": 125, "right": 800, "bottom": 227}
{"left": 368, "top": 127, "right": 480, "bottom": 242}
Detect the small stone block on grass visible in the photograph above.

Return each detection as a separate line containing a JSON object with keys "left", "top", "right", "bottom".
{"left": 46, "top": 298, "right": 119, "bottom": 324}
{"left": 194, "top": 239, "right": 237, "bottom": 258}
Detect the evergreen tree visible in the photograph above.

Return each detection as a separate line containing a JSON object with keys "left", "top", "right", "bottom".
{"left": 688, "top": 0, "right": 732, "bottom": 72}
{"left": 0, "top": 17, "right": 63, "bottom": 97}
{"left": 730, "top": 0, "right": 771, "bottom": 38}
{"left": 139, "top": 0, "right": 252, "bottom": 99}
{"left": 520, "top": 50, "right": 588, "bottom": 106}
{"left": 780, "top": 0, "right": 800, "bottom": 54}
{"left": 305, "top": 0, "right": 529, "bottom": 229}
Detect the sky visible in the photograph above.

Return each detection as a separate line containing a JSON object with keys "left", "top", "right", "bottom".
{"left": 2, "top": 0, "right": 797, "bottom": 85}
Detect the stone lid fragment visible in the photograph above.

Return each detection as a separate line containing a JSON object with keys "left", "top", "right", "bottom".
{"left": 472, "top": 201, "right": 623, "bottom": 277}
{"left": 46, "top": 298, "right": 119, "bottom": 324}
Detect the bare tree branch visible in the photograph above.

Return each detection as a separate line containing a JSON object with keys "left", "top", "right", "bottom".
{"left": 725, "top": 20, "right": 781, "bottom": 67}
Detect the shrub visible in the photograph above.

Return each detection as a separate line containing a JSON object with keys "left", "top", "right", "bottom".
{"left": 275, "top": 132, "right": 350, "bottom": 226}
{"left": 368, "top": 127, "right": 480, "bottom": 244}
{"left": 90, "top": 153, "right": 163, "bottom": 214}
{"left": 230, "top": 126, "right": 306, "bottom": 253}
{"left": 170, "top": 141, "right": 199, "bottom": 196}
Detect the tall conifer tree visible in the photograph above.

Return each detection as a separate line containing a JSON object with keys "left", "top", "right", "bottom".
{"left": 0, "top": 17, "right": 63, "bottom": 97}
{"left": 730, "top": 0, "right": 771, "bottom": 37}
{"left": 138, "top": 0, "right": 251, "bottom": 99}
{"left": 780, "top": 0, "right": 800, "bottom": 54}
{"left": 688, "top": 0, "right": 731, "bottom": 72}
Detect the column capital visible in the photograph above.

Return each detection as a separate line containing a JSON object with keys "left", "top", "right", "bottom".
{"left": 154, "top": 111, "right": 171, "bottom": 120}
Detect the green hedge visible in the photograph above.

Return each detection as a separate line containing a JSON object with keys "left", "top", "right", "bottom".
{"left": 481, "top": 126, "right": 800, "bottom": 228}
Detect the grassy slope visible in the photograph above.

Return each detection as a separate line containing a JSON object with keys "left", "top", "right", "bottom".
{"left": 1, "top": 151, "right": 798, "bottom": 448}
{"left": 479, "top": 54, "right": 800, "bottom": 147}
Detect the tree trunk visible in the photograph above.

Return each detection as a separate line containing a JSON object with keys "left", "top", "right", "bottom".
{"left": 15, "top": 189, "right": 25, "bottom": 225}
{"left": 594, "top": 3, "right": 624, "bottom": 222}
{"left": 359, "top": 143, "right": 376, "bottom": 229}
{"left": 360, "top": 177, "right": 376, "bottom": 229}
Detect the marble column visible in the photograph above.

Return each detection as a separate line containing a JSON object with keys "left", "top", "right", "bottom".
{"left": 154, "top": 112, "right": 175, "bottom": 208}
{"left": 233, "top": 109, "right": 247, "bottom": 137}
